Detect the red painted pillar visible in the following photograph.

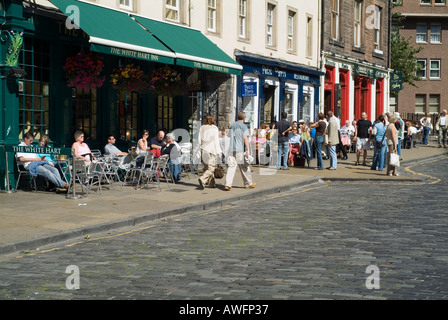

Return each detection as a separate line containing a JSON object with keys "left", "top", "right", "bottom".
{"left": 375, "top": 78, "right": 384, "bottom": 119}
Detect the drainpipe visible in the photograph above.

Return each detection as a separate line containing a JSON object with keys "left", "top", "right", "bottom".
{"left": 319, "top": 0, "right": 325, "bottom": 114}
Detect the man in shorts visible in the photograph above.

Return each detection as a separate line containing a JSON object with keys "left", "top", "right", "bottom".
{"left": 353, "top": 112, "right": 372, "bottom": 166}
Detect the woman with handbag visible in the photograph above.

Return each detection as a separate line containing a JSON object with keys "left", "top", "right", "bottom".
{"left": 386, "top": 114, "right": 399, "bottom": 176}
{"left": 197, "top": 115, "right": 222, "bottom": 189}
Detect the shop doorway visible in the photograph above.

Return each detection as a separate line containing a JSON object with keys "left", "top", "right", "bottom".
{"left": 284, "top": 91, "right": 293, "bottom": 123}
{"left": 324, "top": 90, "right": 333, "bottom": 116}
{"left": 263, "top": 85, "right": 276, "bottom": 125}
{"left": 302, "top": 86, "right": 314, "bottom": 123}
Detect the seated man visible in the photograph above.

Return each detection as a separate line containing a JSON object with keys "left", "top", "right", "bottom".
{"left": 16, "top": 132, "right": 69, "bottom": 192}
{"left": 104, "top": 135, "right": 129, "bottom": 157}
{"left": 150, "top": 130, "right": 167, "bottom": 151}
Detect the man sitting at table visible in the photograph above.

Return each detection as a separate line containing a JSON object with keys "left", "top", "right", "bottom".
{"left": 104, "top": 135, "right": 129, "bottom": 157}
{"left": 150, "top": 130, "right": 167, "bottom": 150}
{"left": 16, "top": 132, "right": 69, "bottom": 192}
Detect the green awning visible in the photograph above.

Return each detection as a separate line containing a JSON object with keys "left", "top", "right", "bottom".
{"left": 49, "top": 0, "right": 175, "bottom": 64}
{"left": 132, "top": 15, "right": 242, "bottom": 75}
{"left": 49, "top": 0, "right": 242, "bottom": 75}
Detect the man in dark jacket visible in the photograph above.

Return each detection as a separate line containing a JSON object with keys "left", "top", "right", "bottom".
{"left": 274, "top": 112, "right": 292, "bottom": 170}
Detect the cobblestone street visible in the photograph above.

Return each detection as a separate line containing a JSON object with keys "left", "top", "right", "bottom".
{"left": 1, "top": 157, "right": 447, "bottom": 302}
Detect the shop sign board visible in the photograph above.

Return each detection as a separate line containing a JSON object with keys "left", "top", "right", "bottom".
{"left": 241, "top": 82, "right": 257, "bottom": 97}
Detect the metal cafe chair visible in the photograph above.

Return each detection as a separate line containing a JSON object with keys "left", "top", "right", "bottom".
{"left": 152, "top": 156, "right": 171, "bottom": 191}
{"left": 124, "top": 152, "right": 154, "bottom": 189}
{"left": 15, "top": 157, "right": 38, "bottom": 191}
{"left": 67, "top": 158, "right": 102, "bottom": 197}
{"left": 141, "top": 157, "right": 162, "bottom": 191}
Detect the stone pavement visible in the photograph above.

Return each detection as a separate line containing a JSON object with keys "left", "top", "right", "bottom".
{"left": 1, "top": 140, "right": 447, "bottom": 255}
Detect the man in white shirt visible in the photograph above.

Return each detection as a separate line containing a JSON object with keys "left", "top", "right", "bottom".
{"left": 16, "top": 132, "right": 69, "bottom": 192}
{"left": 436, "top": 109, "right": 447, "bottom": 148}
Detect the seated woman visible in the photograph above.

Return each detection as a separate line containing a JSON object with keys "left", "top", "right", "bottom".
{"left": 37, "top": 134, "right": 66, "bottom": 181}
{"left": 161, "top": 133, "right": 182, "bottom": 183}
{"left": 288, "top": 128, "right": 302, "bottom": 166}
{"left": 340, "top": 120, "right": 353, "bottom": 153}
{"left": 72, "top": 130, "right": 96, "bottom": 172}
{"left": 136, "top": 129, "right": 149, "bottom": 154}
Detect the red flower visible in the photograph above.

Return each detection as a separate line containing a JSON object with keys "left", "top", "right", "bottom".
{"left": 63, "top": 52, "right": 105, "bottom": 90}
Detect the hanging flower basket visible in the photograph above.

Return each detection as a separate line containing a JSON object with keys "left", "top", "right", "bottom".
{"left": 63, "top": 52, "right": 105, "bottom": 90}
{"left": 110, "top": 63, "right": 151, "bottom": 94}
{"left": 149, "top": 67, "right": 189, "bottom": 97}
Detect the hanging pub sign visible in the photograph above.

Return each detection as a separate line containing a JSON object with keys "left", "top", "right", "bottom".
{"left": 241, "top": 82, "right": 257, "bottom": 97}
{"left": 390, "top": 72, "right": 403, "bottom": 91}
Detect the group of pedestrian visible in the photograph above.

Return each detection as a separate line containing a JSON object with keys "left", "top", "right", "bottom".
{"left": 16, "top": 108, "right": 447, "bottom": 193}
{"left": 197, "top": 112, "right": 255, "bottom": 191}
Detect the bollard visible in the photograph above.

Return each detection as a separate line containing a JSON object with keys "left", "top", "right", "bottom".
{"left": 1, "top": 151, "right": 16, "bottom": 193}
{"left": 66, "top": 150, "right": 82, "bottom": 199}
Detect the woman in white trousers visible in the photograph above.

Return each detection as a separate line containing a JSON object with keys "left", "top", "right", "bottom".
{"left": 197, "top": 115, "right": 222, "bottom": 189}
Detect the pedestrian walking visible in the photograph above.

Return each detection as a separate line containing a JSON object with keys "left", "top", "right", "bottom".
{"left": 436, "top": 109, "right": 447, "bottom": 148}
{"left": 326, "top": 111, "right": 339, "bottom": 170}
{"left": 224, "top": 111, "right": 255, "bottom": 191}
{"left": 197, "top": 115, "right": 222, "bottom": 189}
{"left": 386, "top": 114, "right": 399, "bottom": 177}
{"left": 310, "top": 113, "right": 327, "bottom": 170}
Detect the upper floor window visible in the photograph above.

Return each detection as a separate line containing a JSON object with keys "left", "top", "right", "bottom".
{"left": 420, "top": 0, "right": 431, "bottom": 4}
{"left": 120, "top": 0, "right": 134, "bottom": 11}
{"left": 430, "top": 23, "right": 441, "bottom": 43}
{"left": 354, "top": 0, "right": 363, "bottom": 48}
{"left": 430, "top": 59, "right": 441, "bottom": 79}
{"left": 331, "top": 0, "right": 340, "bottom": 40}
{"left": 208, "top": 0, "right": 217, "bottom": 32}
{"left": 416, "top": 59, "right": 427, "bottom": 79}
{"left": 373, "top": 6, "right": 382, "bottom": 52}
{"left": 416, "top": 23, "right": 427, "bottom": 43}
{"left": 435, "top": 0, "right": 446, "bottom": 5}
{"left": 238, "top": 0, "right": 248, "bottom": 39}
{"left": 306, "top": 15, "right": 313, "bottom": 58}
{"left": 266, "top": 3, "right": 276, "bottom": 47}
{"left": 166, "top": 0, "right": 180, "bottom": 22}
{"left": 287, "top": 10, "right": 297, "bottom": 52}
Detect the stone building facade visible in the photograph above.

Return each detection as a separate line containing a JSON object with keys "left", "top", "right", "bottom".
{"left": 321, "top": 0, "right": 391, "bottom": 123}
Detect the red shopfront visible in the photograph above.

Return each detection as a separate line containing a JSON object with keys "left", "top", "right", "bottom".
{"left": 353, "top": 64, "right": 385, "bottom": 122}
{"left": 324, "top": 65, "right": 335, "bottom": 116}
{"left": 375, "top": 77, "right": 385, "bottom": 119}
{"left": 324, "top": 65, "right": 350, "bottom": 123}
{"left": 354, "top": 75, "right": 372, "bottom": 121}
